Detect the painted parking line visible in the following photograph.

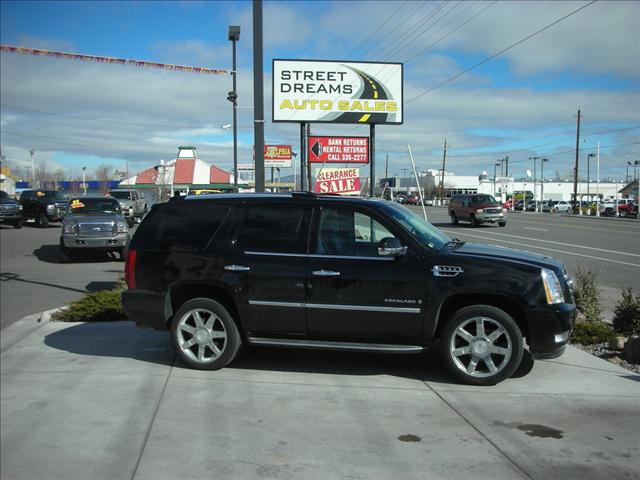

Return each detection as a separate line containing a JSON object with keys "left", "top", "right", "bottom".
{"left": 522, "top": 227, "right": 549, "bottom": 232}
{"left": 440, "top": 229, "right": 640, "bottom": 268}
{"left": 460, "top": 230, "right": 640, "bottom": 258}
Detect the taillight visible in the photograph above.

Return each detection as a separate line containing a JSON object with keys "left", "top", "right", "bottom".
{"left": 124, "top": 249, "right": 136, "bottom": 289}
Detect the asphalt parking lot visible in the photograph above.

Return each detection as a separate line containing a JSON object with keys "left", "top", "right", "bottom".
{"left": 1, "top": 317, "right": 638, "bottom": 480}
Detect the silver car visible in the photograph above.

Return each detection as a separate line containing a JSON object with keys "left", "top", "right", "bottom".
{"left": 60, "top": 195, "right": 130, "bottom": 262}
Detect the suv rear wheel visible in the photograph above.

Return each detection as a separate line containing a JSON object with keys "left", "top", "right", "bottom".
{"left": 439, "top": 305, "right": 523, "bottom": 386}
{"left": 36, "top": 214, "right": 49, "bottom": 228}
{"left": 171, "top": 298, "right": 241, "bottom": 370}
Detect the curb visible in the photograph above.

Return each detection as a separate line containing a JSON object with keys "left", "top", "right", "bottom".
{"left": 0, "top": 307, "right": 65, "bottom": 353}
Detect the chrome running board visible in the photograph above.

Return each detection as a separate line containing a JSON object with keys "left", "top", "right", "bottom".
{"left": 247, "top": 337, "right": 425, "bottom": 354}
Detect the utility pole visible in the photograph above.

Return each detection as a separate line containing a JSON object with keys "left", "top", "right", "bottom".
{"left": 505, "top": 155, "right": 509, "bottom": 177}
{"left": 252, "top": 0, "right": 265, "bottom": 192}
{"left": 572, "top": 109, "right": 581, "bottom": 214}
{"left": 29, "top": 149, "right": 36, "bottom": 187}
{"left": 228, "top": 25, "right": 240, "bottom": 191}
{"left": 440, "top": 139, "right": 447, "bottom": 206}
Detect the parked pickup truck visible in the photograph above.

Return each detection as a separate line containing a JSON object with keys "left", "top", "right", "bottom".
{"left": 107, "top": 189, "right": 146, "bottom": 227}
{"left": 598, "top": 198, "right": 633, "bottom": 217}
{"left": 19, "top": 189, "right": 68, "bottom": 227}
{"left": 0, "top": 190, "right": 23, "bottom": 228}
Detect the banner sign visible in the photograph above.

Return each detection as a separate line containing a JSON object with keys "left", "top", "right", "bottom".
{"left": 263, "top": 144, "right": 293, "bottom": 168}
{"left": 308, "top": 136, "right": 369, "bottom": 164}
{"left": 314, "top": 168, "right": 361, "bottom": 195}
{"left": 273, "top": 59, "right": 403, "bottom": 125}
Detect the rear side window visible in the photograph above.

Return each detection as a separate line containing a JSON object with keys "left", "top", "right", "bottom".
{"left": 134, "top": 204, "right": 229, "bottom": 251}
{"left": 237, "top": 204, "right": 310, "bottom": 254}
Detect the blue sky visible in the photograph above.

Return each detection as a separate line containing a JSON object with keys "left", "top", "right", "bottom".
{"left": 1, "top": 0, "right": 638, "bottom": 180}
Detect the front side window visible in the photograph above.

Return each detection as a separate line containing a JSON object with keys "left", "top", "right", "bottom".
{"left": 109, "top": 191, "right": 131, "bottom": 200}
{"left": 237, "top": 205, "right": 310, "bottom": 254}
{"left": 314, "top": 207, "right": 396, "bottom": 257}
{"left": 471, "top": 195, "right": 497, "bottom": 204}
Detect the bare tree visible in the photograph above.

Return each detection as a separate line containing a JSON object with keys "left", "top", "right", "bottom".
{"left": 95, "top": 164, "right": 112, "bottom": 193}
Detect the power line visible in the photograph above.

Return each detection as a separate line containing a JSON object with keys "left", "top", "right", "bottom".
{"left": 348, "top": 1, "right": 410, "bottom": 56}
{"left": 406, "top": 0, "right": 598, "bottom": 104}
{"left": 404, "top": 1, "right": 498, "bottom": 63}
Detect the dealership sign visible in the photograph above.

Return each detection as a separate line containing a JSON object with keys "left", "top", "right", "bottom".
{"left": 314, "top": 168, "right": 361, "bottom": 195}
{"left": 308, "top": 136, "right": 369, "bottom": 164}
{"left": 273, "top": 59, "right": 403, "bottom": 124}
{"left": 260, "top": 145, "right": 293, "bottom": 168}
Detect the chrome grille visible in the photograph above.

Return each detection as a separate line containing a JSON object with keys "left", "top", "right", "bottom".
{"left": 1, "top": 204, "right": 19, "bottom": 212}
{"left": 78, "top": 222, "right": 116, "bottom": 237}
{"left": 485, "top": 208, "right": 502, "bottom": 214}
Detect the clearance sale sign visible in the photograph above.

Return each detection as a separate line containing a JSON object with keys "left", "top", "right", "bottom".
{"left": 272, "top": 59, "right": 403, "bottom": 125}
{"left": 314, "top": 168, "right": 361, "bottom": 195}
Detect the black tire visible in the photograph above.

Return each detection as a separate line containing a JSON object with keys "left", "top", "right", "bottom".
{"left": 499, "top": 221, "right": 506, "bottom": 227}
{"left": 170, "top": 298, "right": 241, "bottom": 370}
{"left": 126, "top": 217, "right": 134, "bottom": 228}
{"left": 116, "top": 248, "right": 125, "bottom": 262}
{"left": 605, "top": 208, "right": 612, "bottom": 217}
{"left": 13, "top": 218, "right": 24, "bottom": 229}
{"left": 36, "top": 215, "right": 49, "bottom": 228}
{"left": 619, "top": 211, "right": 627, "bottom": 218}
{"left": 450, "top": 212, "right": 458, "bottom": 225}
{"left": 470, "top": 214, "right": 478, "bottom": 227}
{"left": 439, "top": 305, "right": 523, "bottom": 386}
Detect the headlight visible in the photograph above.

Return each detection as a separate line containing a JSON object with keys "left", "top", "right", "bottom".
{"left": 476, "top": 208, "right": 484, "bottom": 213}
{"left": 18, "top": 204, "right": 23, "bottom": 210}
{"left": 117, "top": 221, "right": 128, "bottom": 233}
{"left": 541, "top": 268, "right": 565, "bottom": 304}
{"left": 63, "top": 222, "right": 77, "bottom": 234}
{"left": 46, "top": 204, "right": 55, "bottom": 212}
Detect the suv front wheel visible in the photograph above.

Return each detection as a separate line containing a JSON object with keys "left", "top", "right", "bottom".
{"left": 439, "top": 305, "right": 523, "bottom": 386}
{"left": 170, "top": 298, "right": 241, "bottom": 370}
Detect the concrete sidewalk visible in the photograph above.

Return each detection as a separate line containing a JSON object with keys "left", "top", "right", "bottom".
{"left": 1, "top": 315, "right": 639, "bottom": 480}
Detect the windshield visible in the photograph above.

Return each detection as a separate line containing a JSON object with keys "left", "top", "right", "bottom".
{"left": 471, "top": 195, "right": 497, "bottom": 204}
{"left": 39, "top": 191, "right": 66, "bottom": 200}
{"left": 69, "top": 198, "right": 121, "bottom": 214}
{"left": 383, "top": 202, "right": 450, "bottom": 251}
{"left": 109, "top": 191, "right": 131, "bottom": 200}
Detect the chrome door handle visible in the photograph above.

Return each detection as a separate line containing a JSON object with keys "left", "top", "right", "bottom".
{"left": 312, "top": 270, "right": 340, "bottom": 277}
{"left": 224, "top": 265, "right": 251, "bottom": 272}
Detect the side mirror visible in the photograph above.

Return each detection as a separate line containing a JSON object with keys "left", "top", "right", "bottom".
{"left": 378, "top": 237, "right": 408, "bottom": 257}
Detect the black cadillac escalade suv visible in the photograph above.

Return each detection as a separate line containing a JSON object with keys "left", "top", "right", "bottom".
{"left": 122, "top": 193, "right": 575, "bottom": 386}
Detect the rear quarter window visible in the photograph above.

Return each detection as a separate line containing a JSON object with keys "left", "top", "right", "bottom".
{"left": 236, "top": 204, "right": 310, "bottom": 254}
{"left": 133, "top": 204, "right": 229, "bottom": 251}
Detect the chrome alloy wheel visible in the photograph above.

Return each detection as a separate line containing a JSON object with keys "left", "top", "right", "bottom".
{"left": 449, "top": 316, "right": 512, "bottom": 378}
{"left": 176, "top": 308, "right": 227, "bottom": 364}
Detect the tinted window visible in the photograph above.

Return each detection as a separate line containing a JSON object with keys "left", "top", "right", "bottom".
{"left": 471, "top": 195, "right": 497, "bottom": 204}
{"left": 109, "top": 191, "right": 131, "bottom": 200}
{"left": 237, "top": 205, "right": 310, "bottom": 254}
{"left": 135, "top": 204, "right": 229, "bottom": 251}
{"left": 314, "top": 207, "right": 396, "bottom": 257}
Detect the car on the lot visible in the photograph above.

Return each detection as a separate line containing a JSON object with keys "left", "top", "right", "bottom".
{"left": 19, "top": 189, "right": 68, "bottom": 227}
{"left": 395, "top": 194, "right": 407, "bottom": 204}
{"left": 542, "top": 200, "right": 557, "bottom": 212}
{"left": 617, "top": 201, "right": 638, "bottom": 218}
{"left": 405, "top": 195, "right": 419, "bottom": 205}
{"left": 599, "top": 198, "right": 633, "bottom": 216}
{"left": 552, "top": 201, "right": 572, "bottom": 213}
{"left": 448, "top": 194, "right": 506, "bottom": 227}
{"left": 60, "top": 195, "right": 130, "bottom": 262}
{"left": 121, "top": 192, "right": 575, "bottom": 386}
{"left": 0, "top": 190, "right": 24, "bottom": 228}
{"left": 107, "top": 189, "right": 146, "bottom": 227}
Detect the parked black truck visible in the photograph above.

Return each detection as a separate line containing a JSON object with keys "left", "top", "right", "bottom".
{"left": 0, "top": 191, "right": 23, "bottom": 228}
{"left": 19, "top": 189, "right": 68, "bottom": 227}
{"left": 122, "top": 193, "right": 576, "bottom": 386}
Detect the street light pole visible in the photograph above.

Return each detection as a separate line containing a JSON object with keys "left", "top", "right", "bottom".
{"left": 82, "top": 166, "right": 87, "bottom": 195}
{"left": 493, "top": 162, "right": 500, "bottom": 197}
{"left": 587, "top": 153, "right": 596, "bottom": 199}
{"left": 29, "top": 149, "right": 36, "bottom": 188}
{"left": 228, "top": 25, "right": 240, "bottom": 192}
{"left": 541, "top": 158, "right": 549, "bottom": 207}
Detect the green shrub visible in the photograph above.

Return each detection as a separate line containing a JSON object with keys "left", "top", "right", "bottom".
{"left": 574, "top": 266, "right": 602, "bottom": 322}
{"left": 612, "top": 288, "right": 640, "bottom": 336}
{"left": 52, "top": 290, "right": 127, "bottom": 322}
{"left": 572, "top": 321, "right": 616, "bottom": 345}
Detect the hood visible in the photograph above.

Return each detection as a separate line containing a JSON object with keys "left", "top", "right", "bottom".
{"left": 450, "top": 242, "right": 563, "bottom": 271}
{"left": 473, "top": 202, "right": 501, "bottom": 209}
{"left": 65, "top": 213, "right": 125, "bottom": 223}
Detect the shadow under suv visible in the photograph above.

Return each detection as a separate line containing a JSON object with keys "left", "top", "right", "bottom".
{"left": 122, "top": 192, "right": 574, "bottom": 386}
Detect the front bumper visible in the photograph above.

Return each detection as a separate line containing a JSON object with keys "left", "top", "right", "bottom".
{"left": 476, "top": 212, "right": 505, "bottom": 223}
{"left": 62, "top": 233, "right": 130, "bottom": 250}
{"left": 526, "top": 302, "right": 576, "bottom": 359}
